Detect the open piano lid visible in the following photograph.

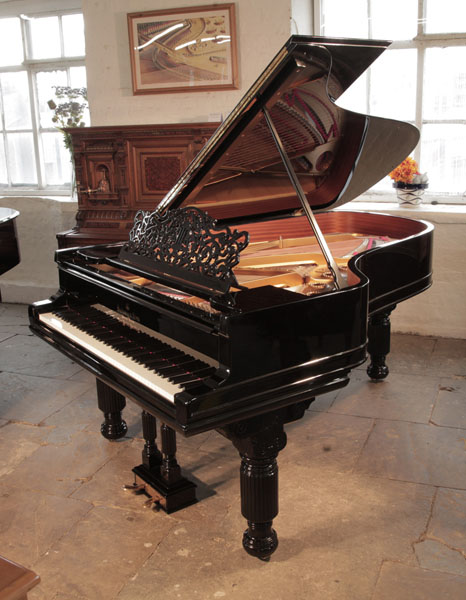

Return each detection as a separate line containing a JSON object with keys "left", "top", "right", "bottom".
{"left": 117, "top": 36, "right": 419, "bottom": 300}
{"left": 154, "top": 35, "right": 419, "bottom": 222}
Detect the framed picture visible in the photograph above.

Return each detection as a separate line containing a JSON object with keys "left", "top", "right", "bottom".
{"left": 127, "top": 4, "right": 238, "bottom": 95}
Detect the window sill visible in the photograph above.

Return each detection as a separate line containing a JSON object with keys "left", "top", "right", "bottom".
{"left": 337, "top": 201, "right": 466, "bottom": 225}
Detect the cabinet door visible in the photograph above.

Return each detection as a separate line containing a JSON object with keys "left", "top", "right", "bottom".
{"left": 129, "top": 138, "right": 194, "bottom": 209}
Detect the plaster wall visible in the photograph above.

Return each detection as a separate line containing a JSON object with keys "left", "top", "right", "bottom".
{"left": 82, "top": 0, "right": 292, "bottom": 126}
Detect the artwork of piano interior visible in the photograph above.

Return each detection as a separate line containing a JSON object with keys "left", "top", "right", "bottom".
{"left": 29, "top": 36, "right": 433, "bottom": 560}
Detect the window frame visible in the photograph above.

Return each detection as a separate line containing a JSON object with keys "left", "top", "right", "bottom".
{"left": 313, "top": 0, "right": 466, "bottom": 204}
{"left": 0, "top": 4, "right": 85, "bottom": 196}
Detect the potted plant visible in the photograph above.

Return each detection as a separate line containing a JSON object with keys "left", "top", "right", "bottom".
{"left": 48, "top": 86, "right": 88, "bottom": 194}
{"left": 389, "top": 157, "right": 428, "bottom": 206}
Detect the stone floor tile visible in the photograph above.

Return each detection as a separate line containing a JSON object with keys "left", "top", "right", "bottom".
{"left": 330, "top": 371, "right": 437, "bottom": 423}
{"left": 0, "top": 372, "right": 92, "bottom": 424}
{"left": 66, "top": 368, "right": 95, "bottom": 384}
{"left": 283, "top": 410, "right": 374, "bottom": 472}
{"left": 414, "top": 539, "right": 466, "bottom": 576}
{"left": 372, "top": 562, "right": 466, "bottom": 600}
{"left": 0, "top": 422, "right": 51, "bottom": 477}
{"left": 429, "top": 338, "right": 466, "bottom": 377}
{"left": 431, "top": 378, "right": 466, "bottom": 429}
{"left": 29, "top": 505, "right": 175, "bottom": 600}
{"left": 0, "top": 324, "right": 31, "bottom": 337}
{"left": 0, "top": 302, "right": 28, "bottom": 324}
{"left": 356, "top": 420, "right": 466, "bottom": 488}
{"left": 70, "top": 439, "right": 148, "bottom": 510}
{"left": 0, "top": 489, "right": 91, "bottom": 567}
{"left": 118, "top": 471, "right": 433, "bottom": 600}
{"left": 384, "top": 333, "right": 436, "bottom": 376}
{"left": 428, "top": 488, "right": 466, "bottom": 553}
{"left": 0, "top": 430, "right": 124, "bottom": 496}
{"left": 0, "top": 335, "right": 82, "bottom": 378}
{"left": 0, "top": 330, "right": 16, "bottom": 342}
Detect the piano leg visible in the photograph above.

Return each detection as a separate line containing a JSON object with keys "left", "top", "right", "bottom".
{"left": 141, "top": 410, "right": 162, "bottom": 470}
{"left": 228, "top": 419, "right": 287, "bottom": 560}
{"left": 132, "top": 419, "right": 197, "bottom": 513}
{"left": 367, "top": 305, "right": 395, "bottom": 381}
{"left": 96, "top": 379, "right": 128, "bottom": 439}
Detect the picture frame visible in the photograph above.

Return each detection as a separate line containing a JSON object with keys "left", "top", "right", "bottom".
{"left": 127, "top": 4, "right": 238, "bottom": 95}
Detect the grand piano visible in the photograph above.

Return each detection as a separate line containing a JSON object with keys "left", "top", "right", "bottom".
{"left": 0, "top": 207, "right": 20, "bottom": 301}
{"left": 29, "top": 36, "right": 433, "bottom": 559}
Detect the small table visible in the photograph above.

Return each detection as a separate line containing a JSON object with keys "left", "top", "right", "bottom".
{"left": 0, "top": 556, "right": 40, "bottom": 600}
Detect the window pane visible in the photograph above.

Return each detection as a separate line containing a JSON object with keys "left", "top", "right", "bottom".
{"left": 0, "top": 18, "right": 23, "bottom": 66}
{"left": 425, "top": 0, "right": 466, "bottom": 33}
{"left": 422, "top": 124, "right": 466, "bottom": 194}
{"left": 424, "top": 47, "right": 466, "bottom": 120}
{"left": 370, "top": 0, "right": 418, "bottom": 40}
{"left": 36, "top": 70, "right": 67, "bottom": 128}
{"left": 7, "top": 132, "right": 37, "bottom": 184}
{"left": 369, "top": 49, "right": 417, "bottom": 121}
{"left": 0, "top": 138, "right": 8, "bottom": 185}
{"left": 41, "top": 131, "right": 72, "bottom": 185}
{"left": 69, "top": 66, "right": 87, "bottom": 89}
{"left": 336, "top": 73, "right": 368, "bottom": 114}
{"left": 62, "top": 14, "right": 85, "bottom": 56}
{"left": 29, "top": 16, "right": 61, "bottom": 59}
{"left": 321, "top": 0, "right": 368, "bottom": 37}
{"left": 1, "top": 72, "right": 32, "bottom": 129}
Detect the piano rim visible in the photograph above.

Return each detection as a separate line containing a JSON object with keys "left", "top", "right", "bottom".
{"left": 29, "top": 309, "right": 367, "bottom": 435}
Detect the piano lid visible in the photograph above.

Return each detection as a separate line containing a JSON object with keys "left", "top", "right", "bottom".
{"left": 155, "top": 35, "right": 419, "bottom": 223}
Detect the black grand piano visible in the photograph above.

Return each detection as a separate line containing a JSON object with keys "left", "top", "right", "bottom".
{"left": 29, "top": 36, "right": 433, "bottom": 560}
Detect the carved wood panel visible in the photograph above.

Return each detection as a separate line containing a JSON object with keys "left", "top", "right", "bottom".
{"left": 57, "top": 122, "right": 218, "bottom": 248}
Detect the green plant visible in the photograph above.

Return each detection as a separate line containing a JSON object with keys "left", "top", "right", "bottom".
{"left": 47, "top": 86, "right": 88, "bottom": 152}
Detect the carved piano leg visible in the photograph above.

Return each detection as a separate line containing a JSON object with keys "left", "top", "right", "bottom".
{"left": 132, "top": 419, "right": 197, "bottom": 513}
{"left": 96, "top": 379, "right": 128, "bottom": 439}
{"left": 141, "top": 410, "right": 162, "bottom": 471}
{"left": 367, "top": 306, "right": 395, "bottom": 381}
{"left": 228, "top": 420, "right": 287, "bottom": 560}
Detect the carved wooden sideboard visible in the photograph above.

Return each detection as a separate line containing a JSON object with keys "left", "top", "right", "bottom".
{"left": 57, "top": 123, "right": 219, "bottom": 248}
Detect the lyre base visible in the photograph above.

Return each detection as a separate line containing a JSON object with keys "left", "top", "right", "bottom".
{"left": 132, "top": 464, "right": 197, "bottom": 514}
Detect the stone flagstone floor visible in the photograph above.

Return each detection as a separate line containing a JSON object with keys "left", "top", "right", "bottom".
{"left": 0, "top": 302, "right": 465, "bottom": 599}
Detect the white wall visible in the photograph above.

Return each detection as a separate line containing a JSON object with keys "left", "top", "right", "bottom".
{"left": 83, "top": 0, "right": 292, "bottom": 126}
{"left": 0, "top": 197, "right": 77, "bottom": 303}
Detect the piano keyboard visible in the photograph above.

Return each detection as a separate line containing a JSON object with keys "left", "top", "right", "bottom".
{"left": 39, "top": 305, "right": 218, "bottom": 403}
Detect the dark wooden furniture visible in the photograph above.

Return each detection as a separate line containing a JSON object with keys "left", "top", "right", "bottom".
{"left": 0, "top": 556, "right": 40, "bottom": 600}
{"left": 57, "top": 123, "right": 219, "bottom": 248}
{"left": 30, "top": 36, "right": 433, "bottom": 560}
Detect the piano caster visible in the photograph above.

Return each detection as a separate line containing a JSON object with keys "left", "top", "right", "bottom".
{"left": 96, "top": 380, "right": 128, "bottom": 439}
{"left": 367, "top": 306, "right": 395, "bottom": 381}
{"left": 243, "top": 522, "right": 278, "bottom": 560}
{"left": 367, "top": 356, "right": 389, "bottom": 380}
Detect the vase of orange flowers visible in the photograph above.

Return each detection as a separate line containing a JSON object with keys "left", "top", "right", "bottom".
{"left": 389, "top": 157, "right": 428, "bottom": 206}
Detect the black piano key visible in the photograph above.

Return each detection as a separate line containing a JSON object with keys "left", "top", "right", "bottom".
{"left": 170, "top": 367, "right": 215, "bottom": 384}
{"left": 129, "top": 346, "right": 179, "bottom": 361}
{"left": 153, "top": 365, "right": 187, "bottom": 377}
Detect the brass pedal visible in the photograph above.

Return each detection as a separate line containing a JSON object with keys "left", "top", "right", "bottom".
{"left": 123, "top": 482, "right": 146, "bottom": 493}
{"left": 143, "top": 495, "right": 161, "bottom": 510}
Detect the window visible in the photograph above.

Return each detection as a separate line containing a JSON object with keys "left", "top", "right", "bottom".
{"left": 316, "top": 0, "right": 466, "bottom": 203}
{"left": 0, "top": 8, "right": 86, "bottom": 194}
